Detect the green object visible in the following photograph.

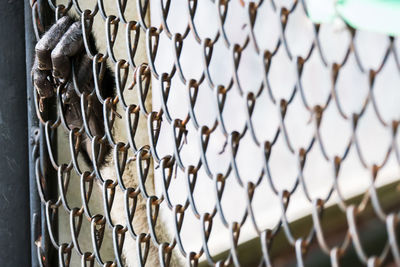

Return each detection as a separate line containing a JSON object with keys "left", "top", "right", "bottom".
{"left": 306, "top": 0, "right": 400, "bottom": 36}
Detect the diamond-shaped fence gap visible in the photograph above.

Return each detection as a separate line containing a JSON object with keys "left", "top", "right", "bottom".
{"left": 355, "top": 104, "right": 393, "bottom": 166}
{"left": 206, "top": 38, "right": 234, "bottom": 88}
{"left": 159, "top": 200, "right": 202, "bottom": 255}
{"left": 219, "top": 0, "right": 248, "bottom": 48}
{"left": 284, "top": 2, "right": 315, "bottom": 59}
{"left": 107, "top": 16, "right": 132, "bottom": 63}
{"left": 202, "top": 129, "right": 231, "bottom": 176}
{"left": 283, "top": 93, "right": 315, "bottom": 150}
{"left": 89, "top": 15, "right": 110, "bottom": 55}
{"left": 160, "top": 0, "right": 190, "bottom": 37}
{"left": 335, "top": 146, "right": 371, "bottom": 201}
{"left": 57, "top": 128, "right": 73, "bottom": 166}
{"left": 235, "top": 42, "right": 264, "bottom": 94}
{"left": 62, "top": 214, "right": 96, "bottom": 266}
{"left": 313, "top": 201, "right": 349, "bottom": 248}
{"left": 374, "top": 154, "right": 400, "bottom": 203}
{"left": 163, "top": 78, "right": 190, "bottom": 121}
{"left": 198, "top": 215, "right": 233, "bottom": 261}
{"left": 99, "top": 0, "right": 120, "bottom": 17}
{"left": 246, "top": 176, "right": 282, "bottom": 230}
{"left": 318, "top": 101, "right": 353, "bottom": 158}
{"left": 268, "top": 46, "right": 297, "bottom": 100}
{"left": 251, "top": 89, "right": 281, "bottom": 143}
{"left": 123, "top": 0, "right": 142, "bottom": 23}
{"left": 177, "top": 33, "right": 205, "bottom": 82}
{"left": 301, "top": 143, "right": 334, "bottom": 200}
{"left": 372, "top": 54, "right": 400, "bottom": 123}
{"left": 152, "top": 32, "right": 176, "bottom": 77}
{"left": 165, "top": 171, "right": 191, "bottom": 208}
{"left": 177, "top": 125, "right": 201, "bottom": 168}
{"left": 348, "top": 207, "right": 389, "bottom": 262}
{"left": 219, "top": 171, "right": 248, "bottom": 224}
{"left": 334, "top": 52, "right": 370, "bottom": 117}
{"left": 122, "top": 72, "right": 149, "bottom": 110}
{"left": 317, "top": 20, "right": 352, "bottom": 66}
{"left": 375, "top": 152, "right": 400, "bottom": 190}
{"left": 126, "top": 24, "right": 148, "bottom": 68}
{"left": 252, "top": 1, "right": 281, "bottom": 52}
{"left": 190, "top": 82, "right": 218, "bottom": 128}
{"left": 281, "top": 185, "right": 314, "bottom": 231}
{"left": 190, "top": 0, "right": 220, "bottom": 41}
{"left": 267, "top": 135, "right": 299, "bottom": 191}
{"left": 96, "top": 220, "right": 116, "bottom": 263}
{"left": 219, "top": 85, "right": 247, "bottom": 134}
{"left": 353, "top": 31, "right": 391, "bottom": 72}
{"left": 189, "top": 168, "right": 218, "bottom": 216}
{"left": 233, "top": 131, "right": 263, "bottom": 185}
{"left": 61, "top": 170, "right": 86, "bottom": 209}
{"left": 300, "top": 49, "right": 332, "bottom": 107}
{"left": 151, "top": 117, "right": 175, "bottom": 160}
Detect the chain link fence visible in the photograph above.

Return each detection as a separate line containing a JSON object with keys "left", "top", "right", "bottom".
{"left": 28, "top": 0, "right": 400, "bottom": 266}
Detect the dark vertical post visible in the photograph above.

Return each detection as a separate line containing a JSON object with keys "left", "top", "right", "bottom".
{"left": 25, "top": 1, "right": 57, "bottom": 266}
{"left": 24, "top": 1, "right": 40, "bottom": 266}
{"left": 0, "top": 1, "right": 30, "bottom": 266}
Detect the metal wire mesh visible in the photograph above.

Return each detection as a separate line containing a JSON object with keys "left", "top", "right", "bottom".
{"left": 29, "top": 0, "right": 400, "bottom": 266}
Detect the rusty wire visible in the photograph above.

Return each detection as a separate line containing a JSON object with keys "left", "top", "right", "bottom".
{"left": 29, "top": 0, "right": 400, "bottom": 266}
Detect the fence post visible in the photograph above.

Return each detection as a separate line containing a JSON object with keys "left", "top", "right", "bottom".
{"left": 24, "top": 1, "right": 40, "bottom": 266}
{"left": 24, "top": 1, "right": 57, "bottom": 266}
{"left": 0, "top": 1, "right": 30, "bottom": 266}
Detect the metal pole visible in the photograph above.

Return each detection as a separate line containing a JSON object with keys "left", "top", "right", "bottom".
{"left": 24, "top": 1, "right": 41, "bottom": 266}
{"left": 0, "top": 1, "right": 30, "bottom": 266}
{"left": 25, "top": 1, "right": 57, "bottom": 266}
